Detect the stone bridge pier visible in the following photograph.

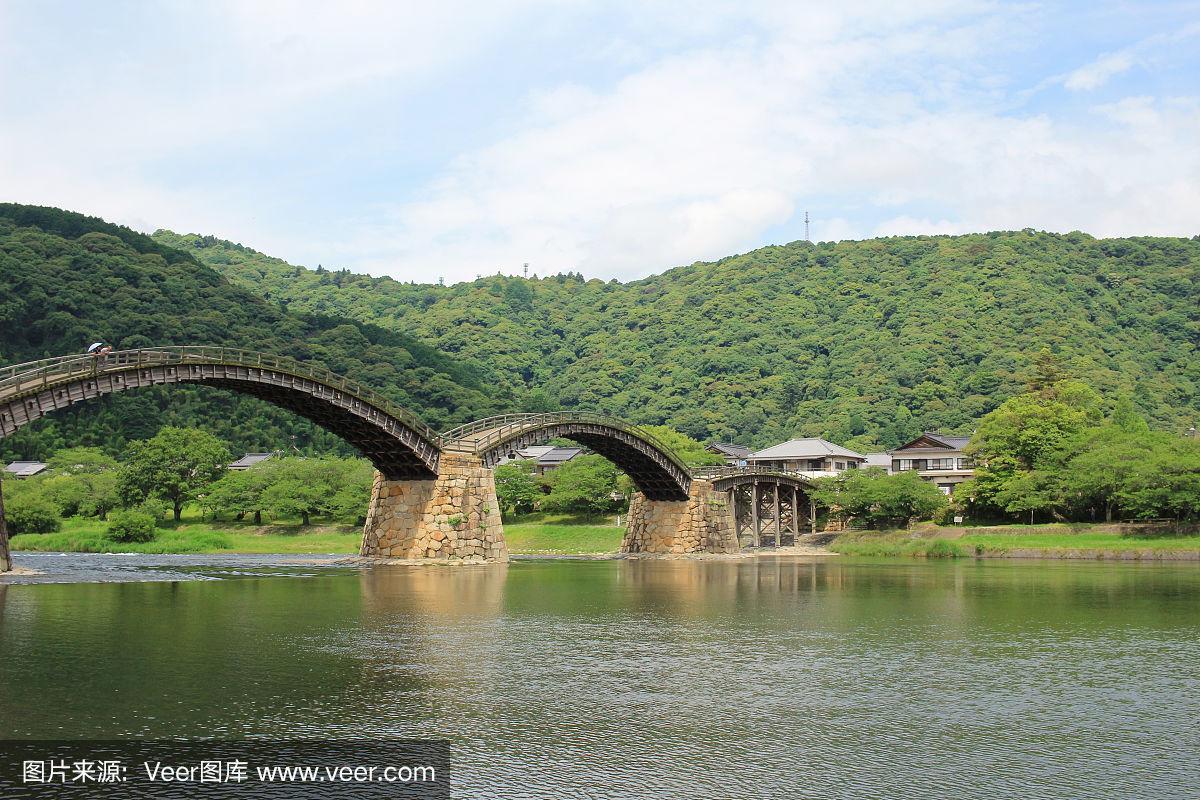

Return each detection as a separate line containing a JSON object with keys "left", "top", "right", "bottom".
{"left": 360, "top": 453, "right": 508, "bottom": 563}
{"left": 620, "top": 479, "right": 739, "bottom": 555}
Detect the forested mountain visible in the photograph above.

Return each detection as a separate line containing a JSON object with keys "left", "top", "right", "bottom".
{"left": 154, "top": 228, "right": 1199, "bottom": 449}
{"left": 0, "top": 205, "right": 507, "bottom": 460}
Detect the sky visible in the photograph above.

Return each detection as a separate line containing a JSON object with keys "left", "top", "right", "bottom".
{"left": 1, "top": 1, "right": 1198, "bottom": 283}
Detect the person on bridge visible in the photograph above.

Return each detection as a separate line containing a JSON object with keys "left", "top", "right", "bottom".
{"left": 86, "top": 342, "right": 112, "bottom": 372}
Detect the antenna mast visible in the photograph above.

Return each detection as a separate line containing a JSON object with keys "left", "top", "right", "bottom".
{"left": 805, "top": 211, "right": 810, "bottom": 242}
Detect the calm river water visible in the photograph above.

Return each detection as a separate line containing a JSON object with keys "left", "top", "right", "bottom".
{"left": 1, "top": 554, "right": 1198, "bottom": 798}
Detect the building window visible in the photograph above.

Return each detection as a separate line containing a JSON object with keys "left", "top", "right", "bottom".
{"left": 893, "top": 459, "right": 911, "bottom": 471}
{"left": 835, "top": 461, "right": 846, "bottom": 470}
{"left": 847, "top": 462, "right": 858, "bottom": 469}
{"left": 957, "top": 458, "right": 975, "bottom": 469}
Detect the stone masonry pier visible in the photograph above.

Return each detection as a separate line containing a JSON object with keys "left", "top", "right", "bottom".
{"left": 360, "top": 452, "right": 508, "bottom": 563}
{"left": 620, "top": 479, "right": 739, "bottom": 555}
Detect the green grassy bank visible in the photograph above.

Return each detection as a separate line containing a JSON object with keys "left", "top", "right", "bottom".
{"left": 9, "top": 512, "right": 625, "bottom": 556}
{"left": 13, "top": 515, "right": 1200, "bottom": 560}
{"left": 829, "top": 523, "right": 1200, "bottom": 559}
{"left": 9, "top": 517, "right": 364, "bottom": 554}
{"left": 500, "top": 513, "right": 624, "bottom": 554}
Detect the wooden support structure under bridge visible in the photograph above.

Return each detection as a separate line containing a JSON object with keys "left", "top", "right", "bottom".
{"left": 702, "top": 470, "right": 816, "bottom": 550}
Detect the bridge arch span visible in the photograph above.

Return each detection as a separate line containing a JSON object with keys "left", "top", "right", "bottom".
{"left": 704, "top": 469, "right": 815, "bottom": 494}
{"left": 442, "top": 413, "right": 691, "bottom": 500}
{"left": 0, "top": 347, "right": 441, "bottom": 479}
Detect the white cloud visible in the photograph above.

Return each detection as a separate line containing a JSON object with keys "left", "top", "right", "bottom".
{"left": 873, "top": 217, "right": 970, "bottom": 238}
{"left": 344, "top": 6, "right": 1199, "bottom": 280}
{"left": 1, "top": 1, "right": 1198, "bottom": 283}
{"left": 1064, "top": 51, "right": 1135, "bottom": 91}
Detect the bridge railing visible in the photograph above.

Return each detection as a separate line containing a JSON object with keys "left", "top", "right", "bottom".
{"left": 0, "top": 346, "right": 442, "bottom": 444}
{"left": 692, "top": 465, "right": 820, "bottom": 481}
{"left": 442, "top": 412, "right": 690, "bottom": 473}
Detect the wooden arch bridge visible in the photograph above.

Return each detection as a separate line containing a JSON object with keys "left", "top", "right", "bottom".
{"left": 0, "top": 348, "right": 814, "bottom": 569}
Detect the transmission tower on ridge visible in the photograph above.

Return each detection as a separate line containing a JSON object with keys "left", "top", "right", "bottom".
{"left": 805, "top": 211, "right": 810, "bottom": 242}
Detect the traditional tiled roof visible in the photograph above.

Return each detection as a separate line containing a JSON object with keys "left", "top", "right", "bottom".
{"left": 515, "top": 445, "right": 555, "bottom": 460}
{"left": 537, "top": 447, "right": 582, "bottom": 465}
{"left": 4, "top": 461, "right": 47, "bottom": 478}
{"left": 893, "top": 432, "right": 971, "bottom": 452}
{"left": 706, "top": 442, "right": 752, "bottom": 459}
{"left": 494, "top": 445, "right": 582, "bottom": 467}
{"left": 229, "top": 453, "right": 274, "bottom": 469}
{"left": 747, "top": 438, "right": 865, "bottom": 461}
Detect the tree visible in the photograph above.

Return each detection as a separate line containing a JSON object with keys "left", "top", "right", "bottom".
{"left": 205, "top": 457, "right": 371, "bottom": 526}
{"left": 812, "top": 468, "right": 947, "bottom": 529}
{"left": 541, "top": 455, "right": 620, "bottom": 515}
{"left": 1026, "top": 347, "right": 1068, "bottom": 393}
{"left": 117, "top": 427, "right": 230, "bottom": 521}
{"left": 1057, "top": 426, "right": 1152, "bottom": 521}
{"left": 37, "top": 474, "right": 89, "bottom": 518}
{"left": 42, "top": 446, "right": 121, "bottom": 519}
{"left": 324, "top": 459, "right": 374, "bottom": 524}
{"left": 255, "top": 458, "right": 369, "bottom": 525}
{"left": 970, "top": 380, "right": 1102, "bottom": 469}
{"left": 2, "top": 482, "right": 61, "bottom": 534}
{"left": 260, "top": 464, "right": 327, "bottom": 525}
{"left": 494, "top": 460, "right": 542, "bottom": 517}
{"left": 1113, "top": 437, "right": 1200, "bottom": 521}
{"left": 994, "top": 470, "right": 1059, "bottom": 524}
{"left": 48, "top": 446, "right": 118, "bottom": 474}
{"left": 965, "top": 380, "right": 1102, "bottom": 516}
{"left": 204, "top": 467, "right": 271, "bottom": 524}
{"left": 639, "top": 426, "right": 724, "bottom": 467}
{"left": 1109, "top": 395, "right": 1149, "bottom": 434}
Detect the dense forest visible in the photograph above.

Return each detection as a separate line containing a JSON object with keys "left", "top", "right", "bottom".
{"left": 0, "top": 205, "right": 507, "bottom": 460}
{"left": 0, "top": 203, "right": 1195, "bottom": 464}
{"left": 154, "top": 227, "right": 1199, "bottom": 449}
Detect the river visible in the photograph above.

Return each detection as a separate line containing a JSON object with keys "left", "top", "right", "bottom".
{"left": 1, "top": 554, "right": 1197, "bottom": 798}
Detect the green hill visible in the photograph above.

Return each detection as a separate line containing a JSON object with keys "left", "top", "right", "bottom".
{"left": 154, "top": 228, "right": 1200, "bottom": 449}
{"left": 0, "top": 205, "right": 507, "bottom": 460}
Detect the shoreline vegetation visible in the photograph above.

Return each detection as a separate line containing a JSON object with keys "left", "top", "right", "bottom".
{"left": 9, "top": 512, "right": 1200, "bottom": 561}
{"left": 7, "top": 511, "right": 627, "bottom": 556}
{"left": 827, "top": 522, "right": 1200, "bottom": 560}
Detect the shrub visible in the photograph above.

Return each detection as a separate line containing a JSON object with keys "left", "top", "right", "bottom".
{"left": 923, "top": 539, "right": 965, "bottom": 558}
{"left": 5, "top": 494, "right": 62, "bottom": 534}
{"left": 106, "top": 510, "right": 158, "bottom": 543}
{"left": 136, "top": 499, "right": 171, "bottom": 520}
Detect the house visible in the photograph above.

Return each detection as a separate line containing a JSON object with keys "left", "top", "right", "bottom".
{"left": 4, "top": 461, "right": 47, "bottom": 478}
{"left": 229, "top": 453, "right": 274, "bottom": 471}
{"left": 862, "top": 452, "right": 893, "bottom": 472}
{"left": 745, "top": 439, "right": 866, "bottom": 476}
{"left": 889, "top": 432, "right": 975, "bottom": 496}
{"left": 494, "top": 445, "right": 582, "bottom": 475}
{"left": 705, "top": 442, "right": 751, "bottom": 465}
{"left": 534, "top": 446, "right": 582, "bottom": 474}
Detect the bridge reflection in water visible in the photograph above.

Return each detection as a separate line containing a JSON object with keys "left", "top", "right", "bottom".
{"left": 0, "top": 348, "right": 817, "bottom": 569}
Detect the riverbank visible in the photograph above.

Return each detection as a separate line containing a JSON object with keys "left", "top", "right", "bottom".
{"left": 11, "top": 517, "right": 1200, "bottom": 562}
{"left": 827, "top": 522, "right": 1200, "bottom": 560}
{"left": 7, "top": 513, "right": 627, "bottom": 556}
